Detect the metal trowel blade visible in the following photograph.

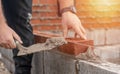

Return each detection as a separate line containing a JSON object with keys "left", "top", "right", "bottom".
{"left": 16, "top": 37, "right": 67, "bottom": 56}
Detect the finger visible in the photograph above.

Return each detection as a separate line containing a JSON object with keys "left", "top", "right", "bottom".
{"left": 78, "top": 23, "right": 87, "bottom": 39}
{"left": 1, "top": 43, "right": 10, "bottom": 49}
{"left": 74, "top": 33, "right": 79, "bottom": 38}
{"left": 79, "top": 25, "right": 87, "bottom": 39}
{"left": 2, "top": 40, "right": 16, "bottom": 49}
{"left": 12, "top": 31, "right": 23, "bottom": 44}
{"left": 74, "top": 33, "right": 77, "bottom": 38}
{"left": 9, "top": 39, "right": 16, "bottom": 49}
{"left": 79, "top": 22, "right": 86, "bottom": 35}
{"left": 80, "top": 26, "right": 86, "bottom": 35}
{"left": 73, "top": 25, "right": 87, "bottom": 40}
{"left": 6, "top": 44, "right": 11, "bottom": 49}
{"left": 62, "top": 25, "right": 68, "bottom": 38}
{"left": 79, "top": 26, "right": 87, "bottom": 40}
{"left": 0, "top": 43, "right": 5, "bottom": 48}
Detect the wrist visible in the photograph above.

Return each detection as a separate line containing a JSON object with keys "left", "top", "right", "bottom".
{"left": 60, "top": 6, "right": 77, "bottom": 16}
{"left": 62, "top": 11, "right": 72, "bottom": 16}
{"left": 0, "top": 21, "right": 8, "bottom": 28}
{"left": 62, "top": 11, "right": 76, "bottom": 17}
{"left": 0, "top": 17, "right": 6, "bottom": 23}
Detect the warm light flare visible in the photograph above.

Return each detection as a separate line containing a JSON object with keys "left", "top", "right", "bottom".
{"left": 76, "top": 0, "right": 120, "bottom": 28}
{"left": 89, "top": 0, "right": 120, "bottom": 17}
{"left": 91, "top": 0, "right": 113, "bottom": 5}
{"left": 90, "top": 0, "right": 116, "bottom": 10}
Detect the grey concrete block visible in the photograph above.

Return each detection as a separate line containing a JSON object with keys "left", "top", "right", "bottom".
{"left": 31, "top": 52, "right": 44, "bottom": 74}
{"left": 106, "top": 29, "right": 120, "bottom": 44}
{"left": 1, "top": 46, "right": 120, "bottom": 74}
{"left": 86, "top": 29, "right": 106, "bottom": 45}
{"left": 0, "top": 47, "right": 14, "bottom": 73}
{"left": 1, "top": 54, "right": 15, "bottom": 73}
{"left": 78, "top": 60, "right": 119, "bottom": 74}
{"left": 95, "top": 45, "right": 120, "bottom": 59}
{"left": 44, "top": 51, "right": 76, "bottom": 74}
{"left": 0, "top": 47, "right": 13, "bottom": 61}
{"left": 33, "top": 50, "right": 120, "bottom": 74}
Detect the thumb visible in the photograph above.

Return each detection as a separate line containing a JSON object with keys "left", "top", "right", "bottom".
{"left": 62, "top": 24, "right": 68, "bottom": 38}
{"left": 12, "top": 31, "right": 23, "bottom": 44}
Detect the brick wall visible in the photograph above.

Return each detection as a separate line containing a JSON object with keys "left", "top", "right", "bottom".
{"left": 31, "top": 0, "right": 120, "bottom": 45}
{"left": 32, "top": 0, "right": 120, "bottom": 30}
{"left": 32, "top": 0, "right": 60, "bottom": 31}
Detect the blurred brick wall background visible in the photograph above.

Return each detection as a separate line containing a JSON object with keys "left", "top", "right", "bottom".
{"left": 31, "top": 0, "right": 120, "bottom": 46}
{"left": 32, "top": 0, "right": 120, "bottom": 30}
{"left": 76, "top": 0, "right": 120, "bottom": 28}
{"left": 32, "top": 0, "right": 60, "bottom": 31}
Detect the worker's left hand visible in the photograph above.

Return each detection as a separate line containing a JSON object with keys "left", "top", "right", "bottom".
{"left": 61, "top": 12, "right": 87, "bottom": 40}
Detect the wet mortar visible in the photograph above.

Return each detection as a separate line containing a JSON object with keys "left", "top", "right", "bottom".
{"left": 17, "top": 37, "right": 67, "bottom": 56}
{"left": 0, "top": 61, "right": 11, "bottom": 74}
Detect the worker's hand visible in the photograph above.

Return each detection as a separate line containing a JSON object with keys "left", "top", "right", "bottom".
{"left": 0, "top": 23, "right": 23, "bottom": 49}
{"left": 61, "top": 12, "right": 87, "bottom": 40}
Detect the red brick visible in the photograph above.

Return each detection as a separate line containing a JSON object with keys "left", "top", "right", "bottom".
{"left": 31, "top": 19, "right": 41, "bottom": 25}
{"left": 33, "top": 31, "right": 94, "bottom": 56}
{"left": 59, "top": 38, "right": 94, "bottom": 56}
{"left": 40, "top": 12, "right": 58, "bottom": 17}
{"left": 35, "top": 5, "right": 48, "bottom": 10}
{"left": 32, "top": 6, "right": 40, "bottom": 10}
{"left": 34, "top": 31, "right": 60, "bottom": 43}
{"left": 48, "top": 5, "right": 58, "bottom": 11}
{"left": 32, "top": 12, "right": 40, "bottom": 18}
{"left": 33, "top": 25, "right": 62, "bottom": 31}
{"left": 31, "top": 19, "right": 61, "bottom": 26}
{"left": 39, "top": 0, "right": 57, "bottom": 4}
{"left": 33, "top": 0, "right": 39, "bottom": 4}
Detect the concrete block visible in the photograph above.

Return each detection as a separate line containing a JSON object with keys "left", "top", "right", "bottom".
{"left": 95, "top": 45, "right": 120, "bottom": 59}
{"left": 1, "top": 46, "right": 120, "bottom": 74}
{"left": 1, "top": 54, "right": 15, "bottom": 73}
{"left": 86, "top": 29, "right": 106, "bottom": 45}
{"left": 44, "top": 51, "right": 76, "bottom": 74}
{"left": 0, "top": 47, "right": 13, "bottom": 61}
{"left": 78, "top": 60, "right": 120, "bottom": 74}
{"left": 0, "top": 47, "right": 14, "bottom": 73}
{"left": 106, "top": 29, "right": 120, "bottom": 45}
{"left": 32, "top": 50, "right": 120, "bottom": 74}
{"left": 31, "top": 52, "right": 44, "bottom": 74}
{"left": 94, "top": 45, "right": 120, "bottom": 64}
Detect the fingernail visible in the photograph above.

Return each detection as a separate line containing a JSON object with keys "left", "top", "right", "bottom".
{"left": 84, "top": 36, "right": 87, "bottom": 40}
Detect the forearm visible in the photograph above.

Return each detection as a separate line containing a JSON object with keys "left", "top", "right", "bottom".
{"left": 0, "top": 0, "right": 6, "bottom": 26}
{"left": 58, "top": 0, "right": 74, "bottom": 10}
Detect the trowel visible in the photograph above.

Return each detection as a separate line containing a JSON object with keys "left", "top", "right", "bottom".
{"left": 15, "top": 37, "right": 67, "bottom": 56}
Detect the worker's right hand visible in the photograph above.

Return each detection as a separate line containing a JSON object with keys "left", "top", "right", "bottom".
{"left": 61, "top": 12, "right": 87, "bottom": 39}
{"left": 0, "top": 23, "right": 23, "bottom": 49}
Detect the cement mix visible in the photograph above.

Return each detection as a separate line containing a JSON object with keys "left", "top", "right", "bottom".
{"left": 0, "top": 61, "right": 11, "bottom": 74}
{"left": 17, "top": 37, "right": 67, "bottom": 56}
